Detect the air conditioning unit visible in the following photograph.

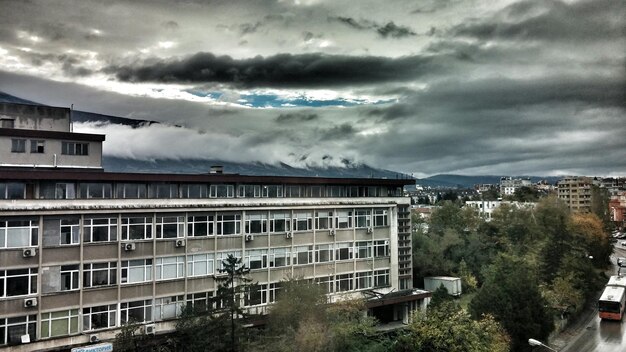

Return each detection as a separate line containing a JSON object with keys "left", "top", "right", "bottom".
{"left": 330, "top": 229, "right": 336, "bottom": 236}
{"left": 214, "top": 271, "right": 228, "bottom": 278}
{"left": 245, "top": 234, "right": 253, "bottom": 242}
{"left": 20, "top": 334, "right": 30, "bottom": 344}
{"left": 144, "top": 323, "right": 156, "bottom": 335}
{"left": 22, "top": 248, "right": 37, "bottom": 258}
{"left": 23, "top": 298, "right": 37, "bottom": 308}
{"left": 124, "top": 242, "right": 136, "bottom": 251}
{"left": 366, "top": 227, "right": 373, "bottom": 234}
{"left": 285, "top": 232, "right": 293, "bottom": 239}
{"left": 175, "top": 239, "right": 186, "bottom": 247}
{"left": 89, "top": 334, "right": 99, "bottom": 343}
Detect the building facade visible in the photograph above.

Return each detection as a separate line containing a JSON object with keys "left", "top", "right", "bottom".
{"left": 557, "top": 176, "right": 593, "bottom": 213}
{"left": 499, "top": 177, "right": 531, "bottom": 196}
{"left": 0, "top": 103, "right": 423, "bottom": 351}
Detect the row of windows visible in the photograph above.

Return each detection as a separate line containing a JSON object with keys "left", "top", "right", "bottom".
{"left": 0, "top": 181, "right": 403, "bottom": 200}
{"left": 2, "top": 268, "right": 393, "bottom": 345}
{"left": 0, "top": 210, "right": 389, "bottom": 247}
{"left": 34, "top": 243, "right": 388, "bottom": 292}
{"left": 9, "top": 139, "right": 88, "bottom": 155}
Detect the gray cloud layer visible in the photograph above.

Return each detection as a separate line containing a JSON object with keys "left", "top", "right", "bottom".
{"left": 0, "top": 0, "right": 624, "bottom": 177}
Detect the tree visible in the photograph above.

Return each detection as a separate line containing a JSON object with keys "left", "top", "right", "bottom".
{"left": 591, "top": 185, "right": 611, "bottom": 231}
{"left": 510, "top": 186, "right": 539, "bottom": 202}
{"left": 216, "top": 254, "right": 253, "bottom": 352}
{"left": 535, "top": 196, "right": 572, "bottom": 283}
{"left": 394, "top": 301, "right": 510, "bottom": 352}
{"left": 569, "top": 213, "right": 612, "bottom": 267}
{"left": 470, "top": 255, "right": 553, "bottom": 352}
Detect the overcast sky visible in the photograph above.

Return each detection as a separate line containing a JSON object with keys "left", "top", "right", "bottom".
{"left": 0, "top": 0, "right": 624, "bottom": 177}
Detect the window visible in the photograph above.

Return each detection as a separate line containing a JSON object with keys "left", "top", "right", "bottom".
{"left": 245, "top": 249, "right": 268, "bottom": 270}
{"left": 121, "top": 216, "right": 153, "bottom": 240}
{"left": 262, "top": 185, "right": 283, "bottom": 198}
{"left": 308, "top": 186, "right": 323, "bottom": 198}
{"left": 55, "top": 183, "right": 76, "bottom": 199}
{"left": 374, "top": 269, "right": 390, "bottom": 288}
{"left": 10, "top": 139, "right": 25, "bottom": 153}
{"left": 354, "top": 209, "right": 371, "bottom": 228}
{"left": 356, "top": 241, "right": 372, "bottom": 259}
{"left": 181, "top": 184, "right": 208, "bottom": 198}
{"left": 60, "top": 265, "right": 79, "bottom": 291}
{"left": 0, "top": 118, "right": 14, "bottom": 128}
{"left": 315, "top": 276, "right": 333, "bottom": 294}
{"left": 156, "top": 256, "right": 185, "bottom": 280}
{"left": 210, "top": 184, "right": 234, "bottom": 198}
{"left": 245, "top": 212, "right": 267, "bottom": 234}
{"left": 292, "top": 211, "right": 312, "bottom": 232}
{"left": 374, "top": 209, "right": 388, "bottom": 227}
{"left": 335, "top": 210, "right": 352, "bottom": 229}
{"left": 0, "top": 315, "right": 36, "bottom": 346}
{"left": 30, "top": 140, "right": 44, "bottom": 153}
{"left": 187, "top": 253, "right": 215, "bottom": 277}
{"left": 374, "top": 240, "right": 389, "bottom": 257}
{"left": 0, "top": 268, "right": 37, "bottom": 297}
{"left": 315, "top": 211, "right": 332, "bottom": 230}
{"left": 41, "top": 309, "right": 79, "bottom": 339}
{"left": 79, "top": 183, "right": 112, "bottom": 199}
{"left": 293, "top": 246, "right": 312, "bottom": 265}
{"left": 155, "top": 216, "right": 184, "bottom": 239}
{"left": 116, "top": 183, "right": 147, "bottom": 199}
{"left": 356, "top": 272, "right": 373, "bottom": 289}
{"left": 269, "top": 212, "right": 290, "bottom": 233}
{"left": 335, "top": 242, "right": 354, "bottom": 261}
{"left": 84, "top": 217, "right": 117, "bottom": 243}
{"left": 121, "top": 299, "right": 152, "bottom": 324}
{"left": 60, "top": 218, "right": 80, "bottom": 245}
{"left": 83, "top": 304, "right": 116, "bottom": 331}
{"left": 83, "top": 262, "right": 116, "bottom": 288}
{"left": 268, "top": 282, "right": 282, "bottom": 303}
{"left": 155, "top": 296, "right": 184, "bottom": 321}
{"left": 0, "top": 182, "right": 25, "bottom": 199}
{"left": 238, "top": 185, "right": 261, "bottom": 198}
{"left": 336, "top": 274, "right": 353, "bottom": 292}
{"left": 216, "top": 213, "right": 240, "bottom": 235}
{"left": 187, "top": 215, "right": 213, "bottom": 237}
{"left": 215, "top": 251, "right": 242, "bottom": 271}
{"left": 245, "top": 284, "right": 267, "bottom": 306}
{"left": 347, "top": 186, "right": 359, "bottom": 197}
{"left": 269, "top": 247, "right": 290, "bottom": 267}
{"left": 284, "top": 185, "right": 302, "bottom": 198}
{"left": 315, "top": 244, "right": 333, "bottom": 263}
{"left": 186, "top": 291, "right": 215, "bottom": 312}
{"left": 61, "top": 141, "right": 89, "bottom": 155}
{"left": 121, "top": 259, "right": 153, "bottom": 284}
{"left": 0, "top": 219, "right": 38, "bottom": 248}
{"left": 153, "top": 184, "right": 178, "bottom": 198}
{"left": 327, "top": 186, "right": 344, "bottom": 197}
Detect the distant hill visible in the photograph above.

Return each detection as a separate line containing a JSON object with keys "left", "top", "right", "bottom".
{"left": 413, "top": 174, "right": 562, "bottom": 189}
{"left": 103, "top": 156, "right": 414, "bottom": 179}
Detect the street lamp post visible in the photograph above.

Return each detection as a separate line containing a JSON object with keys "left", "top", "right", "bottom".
{"left": 529, "top": 338, "right": 557, "bottom": 351}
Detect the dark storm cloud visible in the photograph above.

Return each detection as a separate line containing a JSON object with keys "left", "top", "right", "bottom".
{"left": 105, "top": 52, "right": 436, "bottom": 87}
{"left": 319, "top": 123, "right": 356, "bottom": 141}
{"left": 376, "top": 22, "right": 416, "bottom": 38}
{"left": 452, "top": 0, "right": 625, "bottom": 42}
{"left": 162, "top": 20, "right": 179, "bottom": 30}
{"left": 275, "top": 112, "right": 319, "bottom": 123}
{"left": 331, "top": 17, "right": 416, "bottom": 38}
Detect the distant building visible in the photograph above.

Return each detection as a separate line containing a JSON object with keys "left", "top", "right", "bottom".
{"left": 499, "top": 177, "right": 531, "bottom": 196}
{"left": 609, "top": 191, "right": 626, "bottom": 230}
{"left": 465, "top": 200, "right": 536, "bottom": 221}
{"left": 0, "top": 102, "right": 428, "bottom": 351}
{"left": 557, "top": 176, "right": 593, "bottom": 213}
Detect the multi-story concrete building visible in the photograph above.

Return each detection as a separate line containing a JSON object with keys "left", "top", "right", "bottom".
{"left": 0, "top": 103, "right": 425, "bottom": 351}
{"left": 499, "top": 177, "right": 531, "bottom": 196}
{"left": 557, "top": 176, "right": 593, "bottom": 213}
{"left": 464, "top": 200, "right": 536, "bottom": 221}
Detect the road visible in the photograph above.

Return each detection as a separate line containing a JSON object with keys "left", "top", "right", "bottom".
{"left": 559, "top": 244, "right": 626, "bottom": 352}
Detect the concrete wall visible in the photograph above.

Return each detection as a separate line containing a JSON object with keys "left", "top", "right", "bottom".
{"left": 0, "top": 103, "right": 70, "bottom": 132}
{"left": 0, "top": 136, "right": 102, "bottom": 169}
